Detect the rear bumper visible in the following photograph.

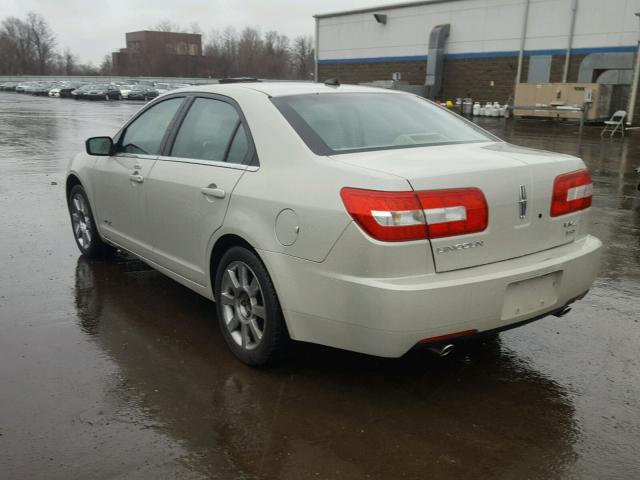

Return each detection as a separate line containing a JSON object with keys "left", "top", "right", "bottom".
{"left": 259, "top": 235, "right": 602, "bottom": 358}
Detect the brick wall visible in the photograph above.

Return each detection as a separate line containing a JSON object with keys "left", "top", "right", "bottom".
{"left": 565, "top": 54, "right": 587, "bottom": 82}
{"left": 318, "top": 61, "right": 426, "bottom": 86}
{"left": 319, "top": 56, "right": 523, "bottom": 103}
{"left": 440, "top": 57, "right": 519, "bottom": 103}
{"left": 319, "top": 56, "right": 525, "bottom": 103}
{"left": 318, "top": 54, "right": 640, "bottom": 119}
{"left": 635, "top": 86, "right": 640, "bottom": 124}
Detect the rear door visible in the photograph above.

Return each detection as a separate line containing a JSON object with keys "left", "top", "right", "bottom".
{"left": 92, "top": 97, "right": 185, "bottom": 257}
{"left": 145, "top": 95, "right": 254, "bottom": 285}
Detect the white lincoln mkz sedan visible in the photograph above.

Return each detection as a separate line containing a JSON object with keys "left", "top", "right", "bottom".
{"left": 66, "top": 82, "right": 602, "bottom": 365}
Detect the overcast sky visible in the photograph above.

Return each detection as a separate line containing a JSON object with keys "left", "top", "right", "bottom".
{"left": 1, "top": 0, "right": 376, "bottom": 64}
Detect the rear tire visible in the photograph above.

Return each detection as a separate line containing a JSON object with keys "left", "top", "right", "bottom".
{"left": 214, "top": 246, "right": 289, "bottom": 366}
{"left": 68, "top": 184, "right": 115, "bottom": 259}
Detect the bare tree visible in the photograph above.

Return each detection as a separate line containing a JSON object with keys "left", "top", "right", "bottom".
{"left": 291, "top": 35, "right": 314, "bottom": 80}
{"left": 63, "top": 49, "right": 77, "bottom": 75}
{"left": 188, "top": 22, "right": 202, "bottom": 35}
{"left": 263, "top": 30, "right": 290, "bottom": 79}
{"left": 204, "top": 27, "right": 239, "bottom": 78}
{"left": 0, "top": 17, "right": 34, "bottom": 74}
{"left": 237, "top": 27, "right": 262, "bottom": 76}
{"left": 99, "top": 54, "right": 113, "bottom": 75}
{"left": 0, "top": 13, "right": 56, "bottom": 74}
{"left": 0, "top": 12, "right": 314, "bottom": 80}
{"left": 153, "top": 20, "right": 184, "bottom": 33}
{"left": 203, "top": 27, "right": 312, "bottom": 80}
{"left": 25, "top": 12, "right": 56, "bottom": 74}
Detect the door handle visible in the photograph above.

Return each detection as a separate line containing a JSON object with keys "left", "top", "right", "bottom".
{"left": 129, "top": 174, "right": 144, "bottom": 184}
{"left": 201, "top": 184, "right": 226, "bottom": 199}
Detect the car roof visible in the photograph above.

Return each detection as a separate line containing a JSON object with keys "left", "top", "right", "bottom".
{"left": 176, "top": 81, "right": 404, "bottom": 98}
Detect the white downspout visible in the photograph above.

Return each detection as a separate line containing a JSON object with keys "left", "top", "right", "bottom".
{"left": 314, "top": 17, "right": 320, "bottom": 83}
{"left": 515, "top": 0, "right": 531, "bottom": 85}
{"left": 626, "top": 12, "right": 640, "bottom": 125}
{"left": 562, "top": 0, "right": 578, "bottom": 83}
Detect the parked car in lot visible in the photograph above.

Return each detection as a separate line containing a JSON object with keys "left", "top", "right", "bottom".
{"left": 31, "top": 82, "right": 58, "bottom": 96}
{"left": 72, "top": 84, "right": 120, "bottom": 100}
{"left": 125, "top": 85, "right": 159, "bottom": 101}
{"left": 15, "top": 82, "right": 37, "bottom": 93}
{"left": 66, "top": 82, "right": 601, "bottom": 366}
{"left": 85, "top": 84, "right": 122, "bottom": 100}
{"left": 53, "top": 83, "right": 85, "bottom": 98}
{"left": 71, "top": 84, "right": 93, "bottom": 100}
{"left": 118, "top": 84, "right": 136, "bottom": 99}
{"left": 22, "top": 83, "right": 43, "bottom": 95}
{"left": 0, "top": 81, "right": 19, "bottom": 91}
{"left": 153, "top": 83, "right": 179, "bottom": 95}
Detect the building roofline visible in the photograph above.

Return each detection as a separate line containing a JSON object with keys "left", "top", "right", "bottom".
{"left": 125, "top": 30, "right": 201, "bottom": 36}
{"left": 314, "top": 0, "right": 464, "bottom": 19}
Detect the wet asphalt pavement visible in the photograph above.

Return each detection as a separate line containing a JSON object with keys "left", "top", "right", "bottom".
{"left": 0, "top": 91, "right": 639, "bottom": 479}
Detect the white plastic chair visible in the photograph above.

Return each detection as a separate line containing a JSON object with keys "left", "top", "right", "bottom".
{"left": 601, "top": 110, "right": 626, "bottom": 137}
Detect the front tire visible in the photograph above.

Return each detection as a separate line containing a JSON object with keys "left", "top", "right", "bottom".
{"left": 214, "top": 246, "right": 289, "bottom": 366}
{"left": 68, "top": 184, "right": 115, "bottom": 258}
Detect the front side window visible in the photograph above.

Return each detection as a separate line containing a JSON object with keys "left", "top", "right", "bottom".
{"left": 117, "top": 98, "right": 183, "bottom": 155}
{"left": 171, "top": 97, "right": 249, "bottom": 164}
{"left": 272, "top": 93, "right": 495, "bottom": 155}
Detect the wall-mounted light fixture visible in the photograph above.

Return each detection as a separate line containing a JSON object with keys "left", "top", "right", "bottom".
{"left": 373, "top": 13, "right": 387, "bottom": 25}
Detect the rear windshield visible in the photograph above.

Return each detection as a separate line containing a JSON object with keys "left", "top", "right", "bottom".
{"left": 272, "top": 92, "right": 494, "bottom": 155}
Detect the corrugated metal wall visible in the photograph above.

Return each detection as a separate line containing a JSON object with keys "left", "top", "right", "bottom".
{"left": 317, "top": 0, "right": 639, "bottom": 64}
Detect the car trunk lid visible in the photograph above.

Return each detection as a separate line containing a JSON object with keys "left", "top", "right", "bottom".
{"left": 333, "top": 142, "right": 588, "bottom": 272}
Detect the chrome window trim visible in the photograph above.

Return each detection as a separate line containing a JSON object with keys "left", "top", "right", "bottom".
{"left": 114, "top": 153, "right": 158, "bottom": 161}
{"left": 155, "top": 155, "right": 258, "bottom": 172}
{"left": 163, "top": 93, "right": 259, "bottom": 168}
{"left": 114, "top": 95, "right": 188, "bottom": 156}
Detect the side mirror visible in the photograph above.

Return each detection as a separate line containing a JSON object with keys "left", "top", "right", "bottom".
{"left": 85, "top": 136, "right": 114, "bottom": 156}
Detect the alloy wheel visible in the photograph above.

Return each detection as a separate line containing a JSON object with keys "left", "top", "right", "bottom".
{"left": 220, "top": 261, "right": 266, "bottom": 351}
{"left": 70, "top": 192, "right": 93, "bottom": 249}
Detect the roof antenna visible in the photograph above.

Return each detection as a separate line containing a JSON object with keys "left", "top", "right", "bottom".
{"left": 324, "top": 78, "right": 340, "bottom": 87}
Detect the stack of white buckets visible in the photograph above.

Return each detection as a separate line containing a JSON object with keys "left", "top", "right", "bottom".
{"left": 472, "top": 101, "right": 509, "bottom": 118}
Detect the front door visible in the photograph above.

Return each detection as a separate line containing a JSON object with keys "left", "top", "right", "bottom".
{"left": 146, "top": 96, "right": 254, "bottom": 285}
{"left": 92, "top": 97, "right": 185, "bottom": 257}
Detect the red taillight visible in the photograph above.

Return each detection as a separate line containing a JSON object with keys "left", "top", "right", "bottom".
{"left": 340, "top": 187, "right": 488, "bottom": 242}
{"left": 417, "top": 188, "right": 488, "bottom": 239}
{"left": 339, "top": 188, "right": 427, "bottom": 242}
{"left": 550, "top": 169, "right": 593, "bottom": 217}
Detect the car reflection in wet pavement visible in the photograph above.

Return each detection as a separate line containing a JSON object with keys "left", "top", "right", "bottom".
{"left": 0, "top": 92, "right": 639, "bottom": 479}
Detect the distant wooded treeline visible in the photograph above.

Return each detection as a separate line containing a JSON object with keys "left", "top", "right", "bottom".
{"left": 0, "top": 14, "right": 314, "bottom": 79}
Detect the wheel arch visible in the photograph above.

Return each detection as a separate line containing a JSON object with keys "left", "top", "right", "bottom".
{"left": 209, "top": 234, "right": 258, "bottom": 293}
{"left": 208, "top": 232, "right": 294, "bottom": 343}
{"left": 66, "top": 174, "right": 82, "bottom": 204}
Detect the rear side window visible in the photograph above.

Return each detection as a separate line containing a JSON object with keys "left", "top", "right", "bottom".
{"left": 118, "top": 98, "right": 183, "bottom": 155}
{"left": 225, "top": 124, "right": 249, "bottom": 164}
{"left": 171, "top": 97, "right": 248, "bottom": 163}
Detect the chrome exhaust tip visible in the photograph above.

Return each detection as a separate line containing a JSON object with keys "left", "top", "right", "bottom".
{"left": 426, "top": 343, "right": 455, "bottom": 357}
{"left": 552, "top": 305, "right": 572, "bottom": 317}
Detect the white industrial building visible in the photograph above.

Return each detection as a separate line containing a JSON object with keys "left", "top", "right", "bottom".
{"left": 314, "top": 0, "right": 640, "bottom": 122}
